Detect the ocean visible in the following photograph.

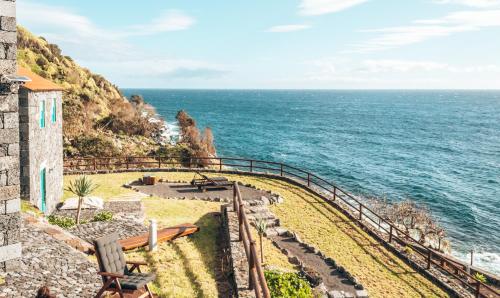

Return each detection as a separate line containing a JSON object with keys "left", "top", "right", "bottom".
{"left": 122, "top": 89, "right": 500, "bottom": 274}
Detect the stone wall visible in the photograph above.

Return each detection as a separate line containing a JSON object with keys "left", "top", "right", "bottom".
{"left": 0, "top": 0, "right": 21, "bottom": 272}
{"left": 19, "top": 90, "right": 63, "bottom": 214}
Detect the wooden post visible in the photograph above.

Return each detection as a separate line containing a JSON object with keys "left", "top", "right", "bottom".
{"left": 126, "top": 158, "right": 129, "bottom": 170}
{"left": 333, "top": 187, "right": 336, "bottom": 201}
{"left": 470, "top": 249, "right": 474, "bottom": 267}
{"left": 359, "top": 205, "right": 363, "bottom": 221}
{"left": 158, "top": 156, "right": 161, "bottom": 168}
{"left": 239, "top": 203, "right": 244, "bottom": 241}
{"left": 94, "top": 159, "right": 97, "bottom": 171}
{"left": 427, "top": 250, "right": 432, "bottom": 269}
{"left": 280, "top": 164, "right": 283, "bottom": 176}
{"left": 307, "top": 173, "right": 310, "bottom": 187}
{"left": 250, "top": 160, "right": 253, "bottom": 172}
{"left": 248, "top": 241, "right": 256, "bottom": 290}
{"left": 389, "top": 226, "right": 393, "bottom": 243}
{"left": 219, "top": 158, "right": 222, "bottom": 171}
{"left": 475, "top": 281, "right": 480, "bottom": 298}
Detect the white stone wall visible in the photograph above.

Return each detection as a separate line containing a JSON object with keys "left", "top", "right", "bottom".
{"left": 0, "top": 0, "right": 21, "bottom": 272}
{"left": 19, "top": 90, "right": 63, "bottom": 214}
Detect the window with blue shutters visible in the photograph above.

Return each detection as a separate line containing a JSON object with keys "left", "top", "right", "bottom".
{"left": 51, "top": 98, "right": 57, "bottom": 123}
{"left": 40, "top": 100, "right": 46, "bottom": 128}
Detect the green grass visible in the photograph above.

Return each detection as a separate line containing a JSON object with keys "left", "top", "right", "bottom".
{"left": 65, "top": 171, "right": 448, "bottom": 298}
{"left": 21, "top": 200, "right": 43, "bottom": 216}
{"left": 123, "top": 196, "right": 293, "bottom": 298}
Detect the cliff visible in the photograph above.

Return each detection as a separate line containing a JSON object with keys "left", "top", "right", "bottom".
{"left": 16, "top": 26, "right": 163, "bottom": 157}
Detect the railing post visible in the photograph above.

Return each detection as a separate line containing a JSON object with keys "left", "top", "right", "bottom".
{"left": 239, "top": 203, "right": 244, "bottom": 241}
{"left": 126, "top": 158, "right": 129, "bottom": 170}
{"left": 93, "top": 158, "right": 97, "bottom": 171}
{"left": 158, "top": 156, "right": 161, "bottom": 168}
{"left": 359, "top": 204, "right": 363, "bottom": 221}
{"left": 248, "top": 241, "right": 256, "bottom": 290}
{"left": 307, "top": 173, "right": 310, "bottom": 187}
{"left": 475, "top": 281, "right": 480, "bottom": 298}
{"left": 280, "top": 164, "right": 283, "bottom": 176}
{"left": 250, "top": 160, "right": 253, "bottom": 172}
{"left": 233, "top": 183, "right": 237, "bottom": 210}
{"left": 427, "top": 250, "right": 432, "bottom": 269}
{"left": 389, "top": 226, "right": 393, "bottom": 243}
{"left": 333, "top": 186, "right": 336, "bottom": 201}
{"left": 219, "top": 158, "right": 222, "bottom": 171}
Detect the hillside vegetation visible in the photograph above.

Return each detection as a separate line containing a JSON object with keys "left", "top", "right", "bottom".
{"left": 16, "top": 26, "right": 198, "bottom": 157}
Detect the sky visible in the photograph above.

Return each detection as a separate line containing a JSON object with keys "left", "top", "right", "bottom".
{"left": 16, "top": 0, "right": 500, "bottom": 89}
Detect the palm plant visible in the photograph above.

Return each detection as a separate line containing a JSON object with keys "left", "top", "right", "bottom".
{"left": 65, "top": 176, "right": 98, "bottom": 225}
{"left": 255, "top": 218, "right": 268, "bottom": 264}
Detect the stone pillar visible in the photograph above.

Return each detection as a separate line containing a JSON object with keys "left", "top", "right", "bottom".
{"left": 0, "top": 0, "right": 22, "bottom": 272}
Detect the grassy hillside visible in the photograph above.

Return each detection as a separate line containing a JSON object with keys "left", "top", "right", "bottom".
{"left": 16, "top": 26, "right": 170, "bottom": 157}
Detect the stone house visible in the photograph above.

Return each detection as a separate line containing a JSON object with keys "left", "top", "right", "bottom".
{"left": 0, "top": 0, "right": 21, "bottom": 272}
{"left": 18, "top": 67, "right": 64, "bottom": 214}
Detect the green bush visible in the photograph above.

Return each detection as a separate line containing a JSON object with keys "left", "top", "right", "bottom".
{"left": 47, "top": 215, "right": 76, "bottom": 229}
{"left": 474, "top": 272, "right": 487, "bottom": 284}
{"left": 93, "top": 211, "right": 113, "bottom": 222}
{"left": 264, "top": 270, "right": 313, "bottom": 298}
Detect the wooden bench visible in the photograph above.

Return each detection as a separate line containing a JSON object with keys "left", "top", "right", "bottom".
{"left": 119, "top": 223, "right": 199, "bottom": 251}
{"left": 190, "top": 171, "right": 233, "bottom": 191}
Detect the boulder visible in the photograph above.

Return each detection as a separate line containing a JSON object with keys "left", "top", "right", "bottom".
{"left": 58, "top": 197, "right": 103, "bottom": 210}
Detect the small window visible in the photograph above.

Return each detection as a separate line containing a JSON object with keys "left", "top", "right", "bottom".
{"left": 51, "top": 98, "right": 57, "bottom": 123}
{"left": 39, "top": 100, "right": 46, "bottom": 128}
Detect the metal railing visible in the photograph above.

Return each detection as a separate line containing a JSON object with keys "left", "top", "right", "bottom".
{"left": 64, "top": 156, "right": 500, "bottom": 298}
{"left": 232, "top": 182, "right": 271, "bottom": 298}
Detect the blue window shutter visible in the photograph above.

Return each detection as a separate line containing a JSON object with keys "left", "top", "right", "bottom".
{"left": 51, "top": 98, "right": 57, "bottom": 123}
{"left": 40, "top": 100, "right": 46, "bottom": 128}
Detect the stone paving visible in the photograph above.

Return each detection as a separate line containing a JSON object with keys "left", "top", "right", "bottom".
{"left": 69, "top": 219, "right": 147, "bottom": 245}
{"left": 0, "top": 216, "right": 101, "bottom": 298}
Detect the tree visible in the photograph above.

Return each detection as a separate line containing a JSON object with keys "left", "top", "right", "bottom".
{"left": 255, "top": 218, "right": 268, "bottom": 264}
{"left": 65, "top": 176, "right": 99, "bottom": 225}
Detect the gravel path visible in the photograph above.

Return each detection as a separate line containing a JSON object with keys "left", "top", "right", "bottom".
{"left": 0, "top": 217, "right": 101, "bottom": 298}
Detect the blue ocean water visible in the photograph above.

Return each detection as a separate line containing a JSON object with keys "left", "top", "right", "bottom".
{"left": 122, "top": 89, "right": 500, "bottom": 273}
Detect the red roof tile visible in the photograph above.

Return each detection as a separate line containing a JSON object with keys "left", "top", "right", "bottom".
{"left": 18, "top": 66, "right": 64, "bottom": 92}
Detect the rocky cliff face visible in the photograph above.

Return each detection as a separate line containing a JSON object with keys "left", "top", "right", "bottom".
{"left": 16, "top": 26, "right": 161, "bottom": 157}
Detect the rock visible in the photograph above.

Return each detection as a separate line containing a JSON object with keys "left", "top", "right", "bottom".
{"left": 338, "top": 266, "right": 345, "bottom": 274}
{"left": 274, "top": 227, "right": 288, "bottom": 236}
{"left": 58, "top": 197, "right": 104, "bottom": 210}
{"left": 354, "top": 283, "right": 364, "bottom": 290}
{"left": 328, "top": 290, "right": 344, "bottom": 298}
{"left": 288, "top": 256, "right": 301, "bottom": 265}
{"left": 325, "top": 257, "right": 336, "bottom": 267}
{"left": 292, "top": 232, "right": 302, "bottom": 243}
{"left": 355, "top": 290, "right": 369, "bottom": 298}
{"left": 343, "top": 292, "right": 355, "bottom": 298}
{"left": 275, "top": 196, "right": 284, "bottom": 204}
{"left": 281, "top": 248, "right": 289, "bottom": 255}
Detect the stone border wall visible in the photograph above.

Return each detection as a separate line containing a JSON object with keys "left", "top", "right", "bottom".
{"left": 65, "top": 167, "right": 481, "bottom": 296}
{"left": 0, "top": 0, "right": 21, "bottom": 272}
{"left": 221, "top": 204, "right": 255, "bottom": 298}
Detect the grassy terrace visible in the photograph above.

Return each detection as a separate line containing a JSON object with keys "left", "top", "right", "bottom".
{"left": 64, "top": 172, "right": 293, "bottom": 298}
{"left": 64, "top": 171, "right": 449, "bottom": 298}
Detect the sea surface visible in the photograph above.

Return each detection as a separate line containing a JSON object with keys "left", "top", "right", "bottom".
{"left": 122, "top": 89, "right": 500, "bottom": 274}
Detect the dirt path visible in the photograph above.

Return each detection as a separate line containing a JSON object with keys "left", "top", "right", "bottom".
{"left": 272, "top": 235, "right": 358, "bottom": 295}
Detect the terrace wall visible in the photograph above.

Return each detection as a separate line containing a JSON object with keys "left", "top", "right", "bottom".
{"left": 0, "top": 0, "right": 22, "bottom": 272}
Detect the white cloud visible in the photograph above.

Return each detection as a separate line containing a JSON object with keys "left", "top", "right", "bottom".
{"left": 267, "top": 24, "right": 311, "bottom": 32}
{"left": 126, "top": 10, "right": 196, "bottom": 36}
{"left": 434, "top": 0, "right": 500, "bottom": 7}
{"left": 353, "top": 9, "right": 500, "bottom": 52}
{"left": 17, "top": 1, "right": 222, "bottom": 85}
{"left": 299, "top": 0, "right": 368, "bottom": 16}
{"left": 302, "top": 58, "right": 500, "bottom": 88}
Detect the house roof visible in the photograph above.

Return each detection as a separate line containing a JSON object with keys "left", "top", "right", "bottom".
{"left": 17, "top": 66, "right": 64, "bottom": 92}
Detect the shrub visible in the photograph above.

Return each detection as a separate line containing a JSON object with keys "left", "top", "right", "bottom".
{"left": 47, "top": 215, "right": 76, "bottom": 229}
{"left": 474, "top": 273, "right": 487, "bottom": 284}
{"left": 404, "top": 245, "right": 414, "bottom": 255}
{"left": 264, "top": 270, "right": 313, "bottom": 298}
{"left": 93, "top": 211, "right": 113, "bottom": 222}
